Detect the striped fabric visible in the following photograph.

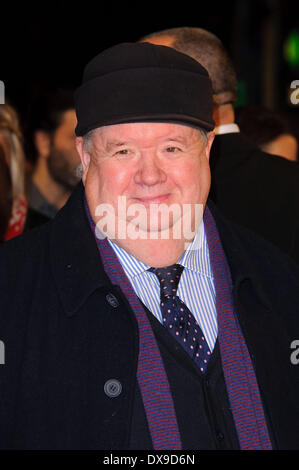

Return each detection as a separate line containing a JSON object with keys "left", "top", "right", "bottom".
{"left": 203, "top": 207, "right": 272, "bottom": 450}
{"left": 108, "top": 221, "right": 218, "bottom": 351}
{"left": 84, "top": 199, "right": 182, "bottom": 450}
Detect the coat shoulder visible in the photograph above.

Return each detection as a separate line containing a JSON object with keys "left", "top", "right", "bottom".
{"left": 209, "top": 201, "right": 299, "bottom": 309}
{"left": 0, "top": 221, "right": 52, "bottom": 293}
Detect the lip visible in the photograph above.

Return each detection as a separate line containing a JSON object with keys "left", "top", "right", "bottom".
{"left": 132, "top": 194, "right": 171, "bottom": 205}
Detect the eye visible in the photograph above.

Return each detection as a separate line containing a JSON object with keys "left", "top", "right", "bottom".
{"left": 115, "top": 149, "right": 130, "bottom": 156}
{"left": 166, "top": 146, "right": 181, "bottom": 153}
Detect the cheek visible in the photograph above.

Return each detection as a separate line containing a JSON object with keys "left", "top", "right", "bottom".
{"left": 84, "top": 161, "right": 132, "bottom": 202}
{"left": 195, "top": 159, "right": 211, "bottom": 198}
{"left": 84, "top": 165, "right": 111, "bottom": 218}
{"left": 174, "top": 157, "right": 210, "bottom": 194}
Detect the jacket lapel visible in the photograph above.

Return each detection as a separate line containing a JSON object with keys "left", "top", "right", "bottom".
{"left": 49, "top": 182, "right": 112, "bottom": 316}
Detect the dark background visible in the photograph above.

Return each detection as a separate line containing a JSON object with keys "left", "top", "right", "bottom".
{"left": 1, "top": 0, "right": 299, "bottom": 136}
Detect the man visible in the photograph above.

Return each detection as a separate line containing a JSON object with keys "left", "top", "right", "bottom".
{"left": 0, "top": 42, "right": 298, "bottom": 450}
{"left": 141, "top": 28, "right": 299, "bottom": 264}
{"left": 26, "top": 88, "right": 81, "bottom": 218}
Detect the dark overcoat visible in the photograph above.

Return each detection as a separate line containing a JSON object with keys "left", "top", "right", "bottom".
{"left": 0, "top": 182, "right": 299, "bottom": 449}
{"left": 210, "top": 132, "right": 299, "bottom": 264}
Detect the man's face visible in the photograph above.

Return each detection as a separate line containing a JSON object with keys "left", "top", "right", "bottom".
{"left": 47, "top": 109, "right": 80, "bottom": 190}
{"left": 78, "top": 122, "right": 214, "bottom": 244}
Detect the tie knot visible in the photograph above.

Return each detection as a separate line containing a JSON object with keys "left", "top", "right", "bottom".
{"left": 149, "top": 264, "right": 184, "bottom": 298}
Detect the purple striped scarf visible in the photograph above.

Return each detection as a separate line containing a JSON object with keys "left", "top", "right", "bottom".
{"left": 203, "top": 207, "right": 272, "bottom": 450}
{"left": 85, "top": 199, "right": 272, "bottom": 450}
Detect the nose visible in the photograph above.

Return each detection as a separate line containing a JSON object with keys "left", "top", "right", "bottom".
{"left": 134, "top": 150, "right": 167, "bottom": 186}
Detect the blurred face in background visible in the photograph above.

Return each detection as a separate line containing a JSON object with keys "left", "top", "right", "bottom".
{"left": 261, "top": 134, "right": 298, "bottom": 162}
{"left": 47, "top": 109, "right": 81, "bottom": 190}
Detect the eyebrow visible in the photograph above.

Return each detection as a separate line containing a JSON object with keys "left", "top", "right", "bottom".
{"left": 164, "top": 136, "right": 188, "bottom": 144}
{"left": 105, "top": 141, "right": 131, "bottom": 150}
{"left": 103, "top": 133, "right": 192, "bottom": 151}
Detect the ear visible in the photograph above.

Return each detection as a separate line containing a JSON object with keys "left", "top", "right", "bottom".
{"left": 34, "top": 130, "right": 51, "bottom": 158}
{"left": 75, "top": 137, "right": 91, "bottom": 185}
{"left": 205, "top": 131, "right": 215, "bottom": 161}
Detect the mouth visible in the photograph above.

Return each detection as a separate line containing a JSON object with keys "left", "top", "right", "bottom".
{"left": 132, "top": 194, "right": 171, "bottom": 205}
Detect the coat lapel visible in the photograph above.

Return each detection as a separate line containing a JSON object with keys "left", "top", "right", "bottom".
{"left": 49, "top": 182, "right": 111, "bottom": 316}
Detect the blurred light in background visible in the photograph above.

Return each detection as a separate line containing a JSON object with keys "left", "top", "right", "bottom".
{"left": 284, "top": 29, "right": 299, "bottom": 67}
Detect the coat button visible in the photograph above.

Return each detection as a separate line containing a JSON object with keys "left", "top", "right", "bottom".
{"left": 106, "top": 293, "right": 119, "bottom": 308}
{"left": 104, "top": 379, "right": 122, "bottom": 398}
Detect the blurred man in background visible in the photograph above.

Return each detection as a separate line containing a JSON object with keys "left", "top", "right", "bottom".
{"left": 26, "top": 88, "right": 80, "bottom": 218}
{"left": 235, "top": 104, "right": 298, "bottom": 162}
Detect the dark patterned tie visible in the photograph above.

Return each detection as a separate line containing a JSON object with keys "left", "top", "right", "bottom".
{"left": 149, "top": 264, "right": 211, "bottom": 373}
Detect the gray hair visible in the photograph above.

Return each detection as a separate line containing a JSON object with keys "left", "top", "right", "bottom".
{"left": 82, "top": 125, "right": 208, "bottom": 154}
{"left": 82, "top": 128, "right": 98, "bottom": 154}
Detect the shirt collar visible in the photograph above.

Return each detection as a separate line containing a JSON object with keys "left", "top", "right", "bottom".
{"left": 214, "top": 123, "right": 240, "bottom": 135}
{"left": 108, "top": 214, "right": 213, "bottom": 280}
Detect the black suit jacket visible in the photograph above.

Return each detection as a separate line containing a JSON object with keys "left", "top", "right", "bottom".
{"left": 0, "top": 182, "right": 299, "bottom": 449}
{"left": 210, "top": 132, "right": 299, "bottom": 264}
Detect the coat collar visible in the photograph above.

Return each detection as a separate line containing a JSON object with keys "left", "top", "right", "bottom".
{"left": 50, "top": 181, "right": 112, "bottom": 316}
{"left": 210, "top": 132, "right": 254, "bottom": 171}
{"left": 207, "top": 199, "right": 272, "bottom": 313}
{"left": 50, "top": 181, "right": 271, "bottom": 316}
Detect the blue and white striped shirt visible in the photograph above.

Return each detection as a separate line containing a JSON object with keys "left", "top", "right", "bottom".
{"left": 108, "top": 221, "right": 218, "bottom": 351}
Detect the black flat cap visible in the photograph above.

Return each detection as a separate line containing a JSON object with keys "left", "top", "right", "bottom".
{"left": 75, "top": 42, "right": 214, "bottom": 136}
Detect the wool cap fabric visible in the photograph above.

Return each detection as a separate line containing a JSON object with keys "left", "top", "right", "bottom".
{"left": 74, "top": 42, "right": 214, "bottom": 136}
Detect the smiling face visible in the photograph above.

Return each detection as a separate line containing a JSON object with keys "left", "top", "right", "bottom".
{"left": 76, "top": 122, "right": 214, "bottom": 265}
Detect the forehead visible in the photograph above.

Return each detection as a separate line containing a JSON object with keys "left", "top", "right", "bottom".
{"left": 58, "top": 109, "right": 77, "bottom": 131}
{"left": 93, "top": 122, "right": 201, "bottom": 145}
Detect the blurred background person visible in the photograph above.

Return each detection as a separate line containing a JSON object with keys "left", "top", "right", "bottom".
{"left": 25, "top": 88, "right": 81, "bottom": 219}
{"left": 0, "top": 103, "right": 49, "bottom": 243}
{"left": 235, "top": 105, "right": 298, "bottom": 162}
{"left": 0, "top": 103, "right": 28, "bottom": 241}
{"left": 140, "top": 27, "right": 299, "bottom": 264}
{"left": 0, "top": 145, "right": 12, "bottom": 242}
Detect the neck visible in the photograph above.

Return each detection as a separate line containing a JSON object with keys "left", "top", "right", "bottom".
{"left": 32, "top": 158, "right": 70, "bottom": 210}
{"left": 93, "top": 210, "right": 202, "bottom": 268}
{"left": 112, "top": 237, "right": 187, "bottom": 268}
{"left": 93, "top": 205, "right": 204, "bottom": 267}
{"left": 213, "top": 103, "right": 235, "bottom": 127}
